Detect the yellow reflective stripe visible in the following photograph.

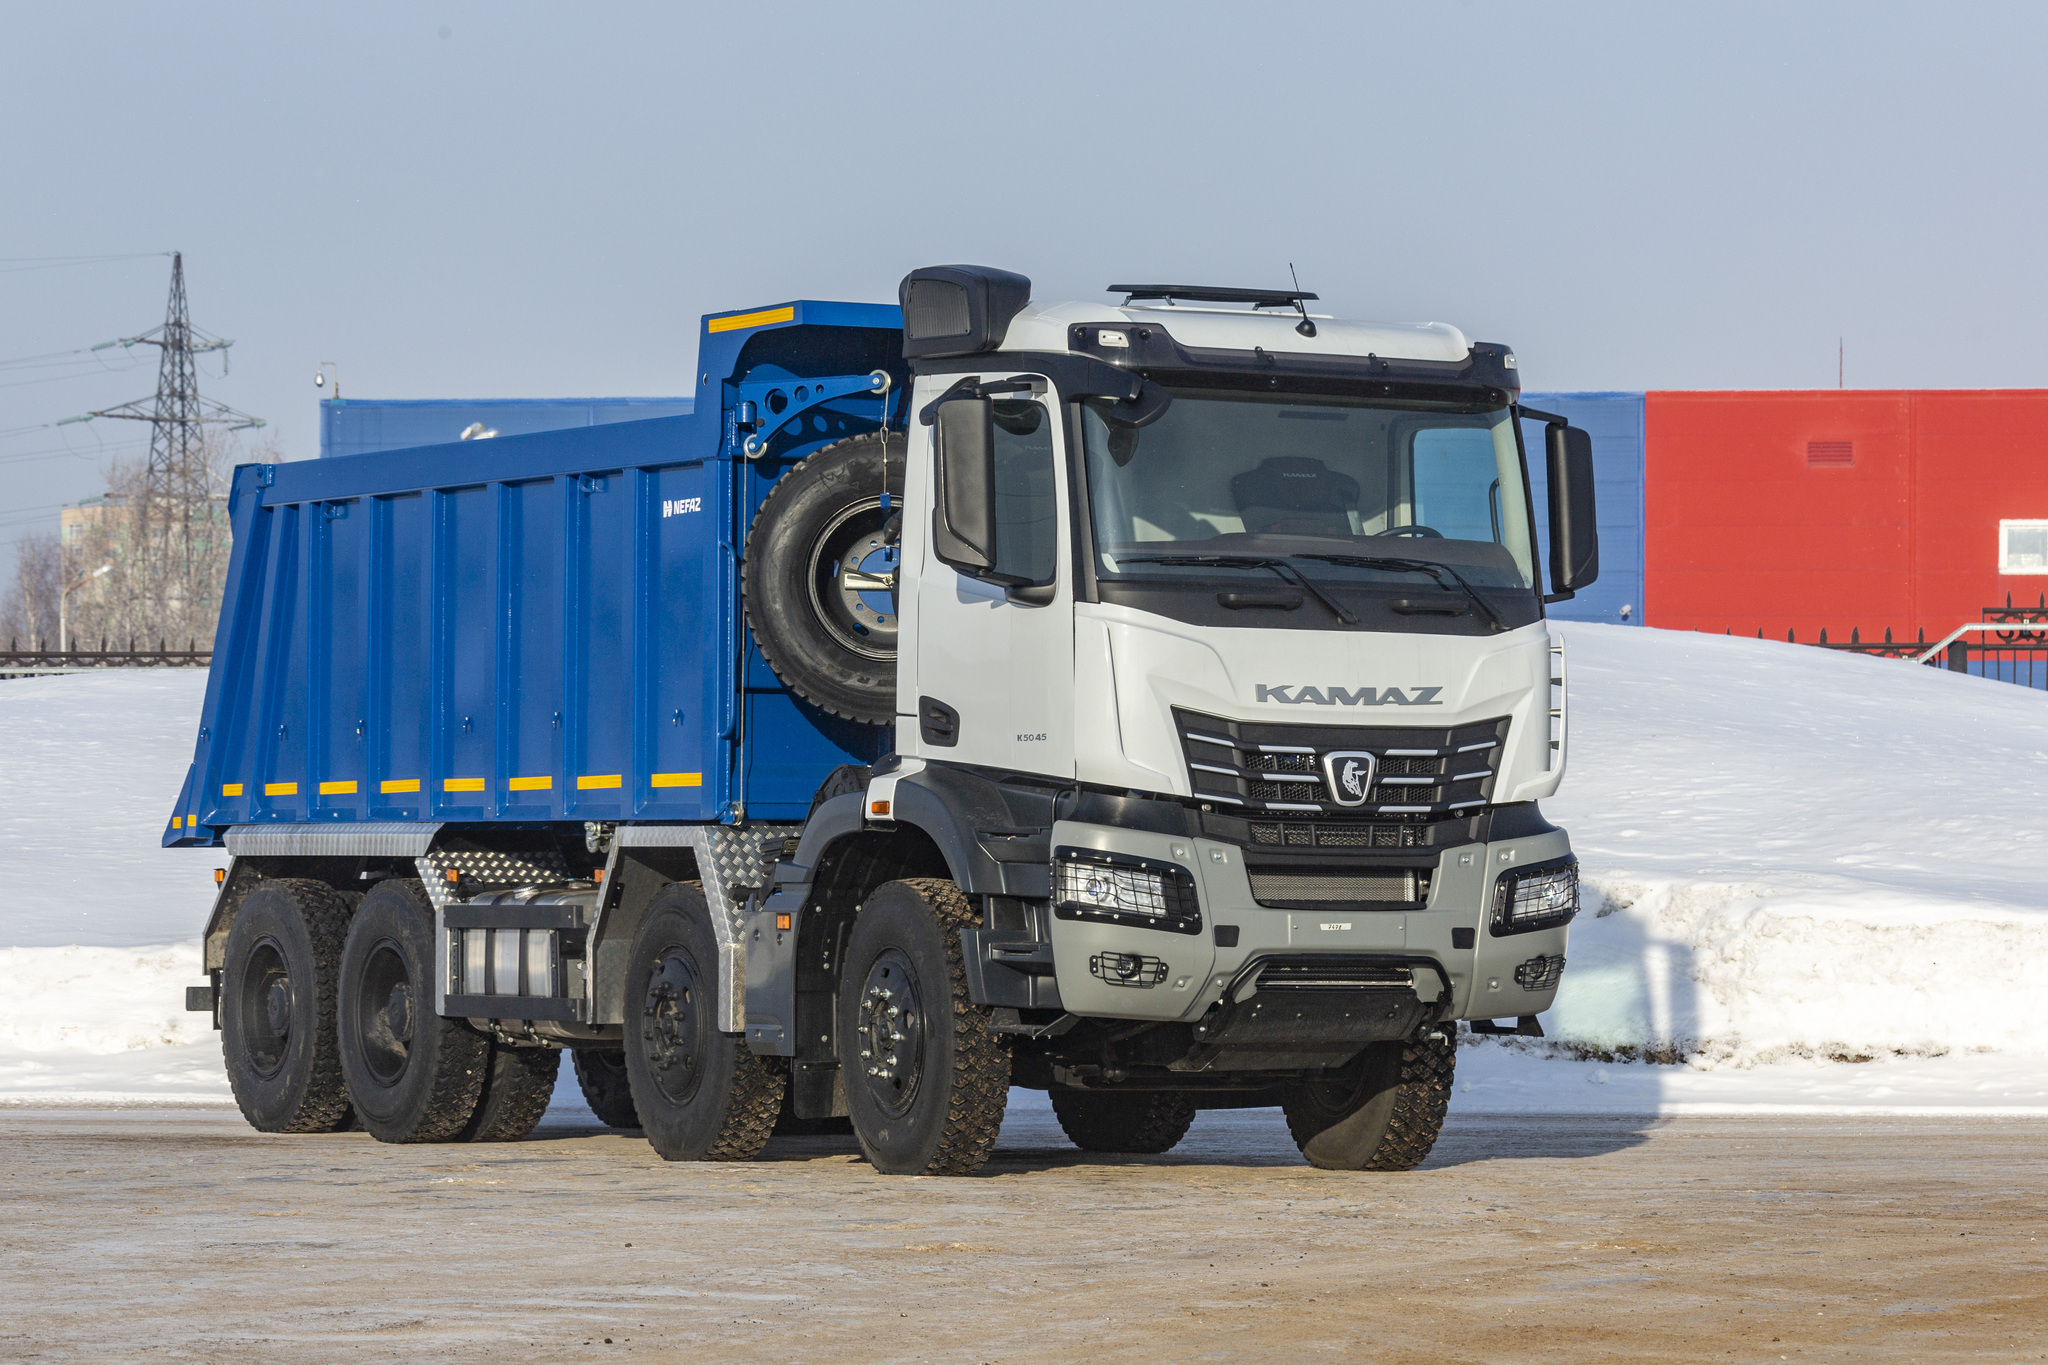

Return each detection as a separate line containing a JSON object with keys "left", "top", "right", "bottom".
{"left": 222, "top": 783, "right": 243, "bottom": 797}
{"left": 380, "top": 778, "right": 420, "bottom": 794}
{"left": 318, "top": 780, "right": 357, "bottom": 795}
{"left": 263, "top": 782, "right": 297, "bottom": 797}
{"left": 443, "top": 777, "right": 486, "bottom": 793}
{"left": 707, "top": 305, "right": 794, "bottom": 334}
{"left": 576, "top": 774, "right": 622, "bottom": 790}
{"left": 650, "top": 772, "right": 703, "bottom": 788}
{"left": 508, "top": 775, "right": 552, "bottom": 791}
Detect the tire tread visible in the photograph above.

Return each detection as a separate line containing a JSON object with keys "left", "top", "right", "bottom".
{"left": 897, "top": 877, "right": 1011, "bottom": 1176}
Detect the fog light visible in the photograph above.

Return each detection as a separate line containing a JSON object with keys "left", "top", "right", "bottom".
{"left": 1052, "top": 848, "right": 1201, "bottom": 934}
{"left": 1491, "top": 857, "right": 1579, "bottom": 936}
{"left": 1513, "top": 953, "right": 1566, "bottom": 990}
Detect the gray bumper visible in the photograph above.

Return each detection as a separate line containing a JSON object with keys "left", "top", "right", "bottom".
{"left": 1046, "top": 819, "right": 1574, "bottom": 1026}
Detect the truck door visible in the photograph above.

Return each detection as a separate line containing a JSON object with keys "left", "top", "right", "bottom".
{"left": 904, "top": 381, "right": 1075, "bottom": 777}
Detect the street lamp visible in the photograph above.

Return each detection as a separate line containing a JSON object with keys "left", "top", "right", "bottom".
{"left": 59, "top": 562, "right": 112, "bottom": 654}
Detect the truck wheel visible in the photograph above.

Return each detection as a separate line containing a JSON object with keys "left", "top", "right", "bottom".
{"left": 571, "top": 1048, "right": 641, "bottom": 1128}
{"left": 742, "top": 432, "right": 905, "bottom": 724}
{"left": 623, "top": 884, "right": 784, "bottom": 1161}
{"left": 837, "top": 878, "right": 1010, "bottom": 1175}
{"left": 219, "top": 878, "right": 354, "bottom": 1133}
{"left": 1281, "top": 1029, "right": 1456, "bottom": 1172}
{"left": 337, "top": 878, "right": 490, "bottom": 1144}
{"left": 1050, "top": 1088, "right": 1197, "bottom": 1154}
{"left": 462, "top": 1043, "right": 561, "bottom": 1142}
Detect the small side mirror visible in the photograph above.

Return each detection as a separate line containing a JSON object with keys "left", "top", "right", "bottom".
{"left": 1546, "top": 424, "right": 1599, "bottom": 599}
{"left": 932, "top": 398, "right": 998, "bottom": 573}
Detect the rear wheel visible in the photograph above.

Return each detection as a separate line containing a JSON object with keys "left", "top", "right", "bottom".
{"left": 219, "top": 879, "right": 354, "bottom": 1134}
{"left": 462, "top": 1043, "right": 561, "bottom": 1142}
{"left": 1051, "top": 1089, "right": 1197, "bottom": 1154}
{"left": 1280, "top": 1029, "right": 1455, "bottom": 1171}
{"left": 623, "top": 884, "right": 784, "bottom": 1161}
{"left": 741, "top": 432, "right": 905, "bottom": 723}
{"left": 571, "top": 1048, "right": 640, "bottom": 1128}
{"left": 337, "top": 878, "right": 490, "bottom": 1143}
{"left": 837, "top": 878, "right": 1009, "bottom": 1175}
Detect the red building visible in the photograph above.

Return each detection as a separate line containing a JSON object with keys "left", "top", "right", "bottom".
{"left": 1644, "top": 390, "right": 2048, "bottom": 642}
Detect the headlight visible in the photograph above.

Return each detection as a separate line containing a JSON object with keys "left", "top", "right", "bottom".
{"left": 1490, "top": 856, "right": 1578, "bottom": 936}
{"left": 1052, "top": 848, "right": 1202, "bottom": 935}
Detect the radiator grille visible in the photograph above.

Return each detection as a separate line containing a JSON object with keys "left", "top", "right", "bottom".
{"left": 1177, "top": 708, "right": 1508, "bottom": 818}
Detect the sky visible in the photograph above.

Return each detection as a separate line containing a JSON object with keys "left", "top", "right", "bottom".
{"left": 3, "top": 1, "right": 2046, "bottom": 579}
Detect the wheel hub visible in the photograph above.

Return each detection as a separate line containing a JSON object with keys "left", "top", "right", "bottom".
{"left": 807, "top": 498, "right": 899, "bottom": 661}
{"left": 239, "top": 936, "right": 294, "bottom": 1080}
{"left": 263, "top": 974, "right": 294, "bottom": 1038}
{"left": 854, "top": 949, "right": 925, "bottom": 1117}
{"left": 355, "top": 940, "right": 414, "bottom": 1086}
{"left": 385, "top": 981, "right": 413, "bottom": 1044}
{"left": 642, "top": 949, "right": 703, "bottom": 1104}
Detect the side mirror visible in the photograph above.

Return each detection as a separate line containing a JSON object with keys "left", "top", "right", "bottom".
{"left": 932, "top": 398, "right": 998, "bottom": 573}
{"left": 1545, "top": 424, "right": 1599, "bottom": 600}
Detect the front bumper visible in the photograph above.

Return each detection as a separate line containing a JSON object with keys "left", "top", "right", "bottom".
{"left": 1045, "top": 817, "right": 1574, "bottom": 1029}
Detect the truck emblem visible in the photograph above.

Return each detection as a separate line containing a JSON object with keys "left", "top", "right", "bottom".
{"left": 1255, "top": 684, "right": 1443, "bottom": 706}
{"left": 1321, "top": 750, "right": 1378, "bottom": 806}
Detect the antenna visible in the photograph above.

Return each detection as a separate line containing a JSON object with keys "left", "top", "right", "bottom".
{"left": 1838, "top": 337, "right": 1843, "bottom": 389}
{"left": 1289, "top": 264, "right": 1316, "bottom": 338}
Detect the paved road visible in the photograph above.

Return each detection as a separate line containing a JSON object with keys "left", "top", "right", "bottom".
{"left": 1, "top": 1101, "right": 2041, "bottom": 1362}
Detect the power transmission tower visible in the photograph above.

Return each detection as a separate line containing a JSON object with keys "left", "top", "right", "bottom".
{"left": 86, "top": 251, "right": 263, "bottom": 634}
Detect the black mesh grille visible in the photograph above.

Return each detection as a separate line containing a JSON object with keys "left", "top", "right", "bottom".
{"left": 1247, "top": 821, "right": 1428, "bottom": 849}
{"left": 1257, "top": 960, "right": 1416, "bottom": 991}
{"left": 1248, "top": 869, "right": 1420, "bottom": 905}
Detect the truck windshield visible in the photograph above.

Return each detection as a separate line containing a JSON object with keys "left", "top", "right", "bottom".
{"left": 1079, "top": 389, "right": 1538, "bottom": 613}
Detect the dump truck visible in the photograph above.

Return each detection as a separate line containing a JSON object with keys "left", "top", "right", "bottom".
{"left": 175, "top": 265, "right": 1598, "bottom": 1174}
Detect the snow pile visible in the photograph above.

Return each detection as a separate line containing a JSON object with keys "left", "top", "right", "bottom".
{"left": 0, "top": 670, "right": 219, "bottom": 948}
{"left": 1539, "top": 623, "right": 2048, "bottom": 1067}
{"left": 0, "top": 942, "right": 209, "bottom": 1053}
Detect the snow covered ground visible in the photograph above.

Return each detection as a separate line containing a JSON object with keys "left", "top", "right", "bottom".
{"left": 2, "top": 624, "right": 2045, "bottom": 1114}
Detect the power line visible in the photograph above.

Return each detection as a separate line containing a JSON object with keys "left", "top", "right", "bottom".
{"left": 0, "top": 252, "right": 171, "bottom": 274}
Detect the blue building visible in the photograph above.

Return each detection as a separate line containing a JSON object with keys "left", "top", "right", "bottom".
{"left": 320, "top": 396, "right": 695, "bottom": 459}
{"left": 1521, "top": 392, "right": 1645, "bottom": 625}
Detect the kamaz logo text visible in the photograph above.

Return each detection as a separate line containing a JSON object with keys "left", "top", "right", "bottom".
{"left": 1255, "top": 685, "right": 1444, "bottom": 706}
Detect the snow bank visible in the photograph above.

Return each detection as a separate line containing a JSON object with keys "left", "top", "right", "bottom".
{"left": 0, "top": 670, "right": 218, "bottom": 947}
{"left": 2, "top": 633, "right": 2046, "bottom": 1112}
{"left": 1543, "top": 623, "right": 2048, "bottom": 1068}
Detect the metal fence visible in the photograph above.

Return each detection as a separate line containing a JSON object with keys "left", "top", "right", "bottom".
{"left": 0, "top": 641, "right": 210, "bottom": 675}
{"left": 1797, "top": 598, "right": 2048, "bottom": 691}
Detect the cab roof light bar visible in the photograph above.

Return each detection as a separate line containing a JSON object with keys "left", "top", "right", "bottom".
{"left": 1110, "top": 284, "right": 1318, "bottom": 309}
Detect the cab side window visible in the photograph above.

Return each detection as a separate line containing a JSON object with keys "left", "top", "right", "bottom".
{"left": 990, "top": 400, "right": 1057, "bottom": 585}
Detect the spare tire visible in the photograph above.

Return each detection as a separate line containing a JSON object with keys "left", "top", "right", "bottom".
{"left": 742, "top": 432, "right": 905, "bottom": 724}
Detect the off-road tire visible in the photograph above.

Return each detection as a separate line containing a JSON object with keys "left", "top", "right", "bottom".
{"left": 837, "top": 878, "right": 1010, "bottom": 1175}
{"left": 462, "top": 1043, "right": 561, "bottom": 1142}
{"left": 1281, "top": 1029, "right": 1455, "bottom": 1171}
{"left": 741, "top": 432, "right": 906, "bottom": 723}
{"left": 623, "top": 883, "right": 784, "bottom": 1161}
{"left": 571, "top": 1048, "right": 641, "bottom": 1128}
{"left": 1051, "top": 1088, "right": 1198, "bottom": 1154}
{"left": 220, "top": 878, "right": 355, "bottom": 1134}
{"left": 337, "top": 878, "right": 490, "bottom": 1144}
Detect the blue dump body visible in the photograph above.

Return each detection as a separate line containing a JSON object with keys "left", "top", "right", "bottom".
{"left": 165, "top": 300, "right": 906, "bottom": 847}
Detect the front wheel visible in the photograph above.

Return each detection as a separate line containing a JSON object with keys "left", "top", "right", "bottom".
{"left": 837, "top": 879, "right": 1010, "bottom": 1175}
{"left": 622, "top": 884, "right": 784, "bottom": 1161}
{"left": 1280, "top": 1029, "right": 1455, "bottom": 1171}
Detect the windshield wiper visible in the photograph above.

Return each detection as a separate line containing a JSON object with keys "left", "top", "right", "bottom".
{"left": 1116, "top": 554, "right": 1359, "bottom": 625}
{"left": 1296, "top": 553, "right": 1508, "bottom": 633}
